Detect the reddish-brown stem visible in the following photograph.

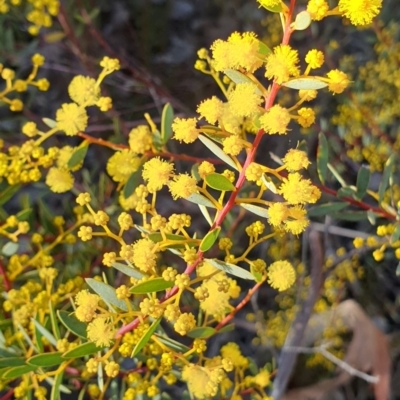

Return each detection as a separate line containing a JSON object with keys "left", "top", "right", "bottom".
{"left": 318, "top": 184, "right": 396, "bottom": 220}
{"left": 215, "top": 279, "right": 266, "bottom": 331}
{"left": 0, "top": 259, "right": 11, "bottom": 292}
{"left": 117, "top": 0, "right": 296, "bottom": 338}
{"left": 0, "top": 390, "right": 14, "bottom": 400}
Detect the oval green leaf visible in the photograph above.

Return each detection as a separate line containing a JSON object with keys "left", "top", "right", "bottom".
{"left": 153, "top": 334, "right": 190, "bottom": 353}
{"left": 200, "top": 227, "right": 221, "bottom": 252}
{"left": 112, "top": 262, "right": 144, "bottom": 279}
{"left": 123, "top": 169, "right": 141, "bottom": 199}
{"left": 3, "top": 364, "right": 36, "bottom": 379}
{"left": 392, "top": 225, "right": 400, "bottom": 243}
{"left": 205, "top": 173, "right": 235, "bottom": 191}
{"left": 330, "top": 211, "right": 368, "bottom": 221}
{"left": 187, "top": 326, "right": 216, "bottom": 339}
{"left": 43, "top": 118, "right": 57, "bottom": 128}
{"left": 32, "top": 319, "right": 57, "bottom": 347}
{"left": 355, "top": 165, "right": 370, "bottom": 200}
{"left": 239, "top": 203, "right": 269, "bottom": 219}
{"left": 0, "top": 357, "right": 26, "bottom": 368}
{"left": 130, "top": 278, "right": 174, "bottom": 294}
{"left": 0, "top": 184, "right": 21, "bottom": 206}
{"left": 186, "top": 193, "right": 216, "bottom": 208}
{"left": 259, "top": 2, "right": 282, "bottom": 12}
{"left": 49, "top": 300, "right": 61, "bottom": 340}
{"left": 68, "top": 145, "right": 88, "bottom": 169}
{"left": 307, "top": 202, "right": 348, "bottom": 217}
{"left": 205, "top": 258, "right": 255, "bottom": 280}
{"left": 86, "top": 278, "right": 131, "bottom": 311}
{"left": 223, "top": 70, "right": 263, "bottom": 95}
{"left": 27, "top": 352, "right": 65, "bottom": 367}
{"left": 283, "top": 77, "right": 328, "bottom": 90}
{"left": 217, "top": 324, "right": 235, "bottom": 333}
{"left": 293, "top": 11, "right": 311, "bottom": 30}
{"left": 161, "top": 103, "right": 174, "bottom": 144}
{"left": 337, "top": 186, "right": 357, "bottom": 198}
{"left": 198, "top": 135, "right": 238, "bottom": 171}
{"left": 379, "top": 154, "right": 396, "bottom": 203}
{"left": 258, "top": 40, "right": 271, "bottom": 57}
{"left": 57, "top": 310, "right": 87, "bottom": 339}
{"left": 1, "top": 241, "right": 19, "bottom": 256}
{"left": 317, "top": 132, "right": 329, "bottom": 184}
{"left": 131, "top": 318, "right": 161, "bottom": 357}
{"left": 62, "top": 342, "right": 102, "bottom": 358}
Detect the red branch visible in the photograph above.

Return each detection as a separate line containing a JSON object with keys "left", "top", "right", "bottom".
{"left": 215, "top": 279, "right": 266, "bottom": 331}
{"left": 117, "top": 1, "right": 297, "bottom": 338}
{"left": 0, "top": 260, "right": 11, "bottom": 292}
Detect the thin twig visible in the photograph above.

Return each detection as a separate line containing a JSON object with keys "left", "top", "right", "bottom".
{"left": 286, "top": 343, "right": 379, "bottom": 384}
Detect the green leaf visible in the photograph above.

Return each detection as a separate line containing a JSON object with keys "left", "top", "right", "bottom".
{"left": 337, "top": 186, "right": 357, "bottom": 198}
{"left": 330, "top": 163, "right": 350, "bottom": 185}
{"left": 250, "top": 264, "right": 263, "bottom": 283}
{"left": 50, "top": 370, "right": 68, "bottom": 400}
{"left": 131, "top": 318, "right": 161, "bottom": 357}
{"left": 293, "top": 10, "right": 312, "bottom": 30}
{"left": 27, "top": 352, "right": 65, "bottom": 367}
{"left": 112, "top": 262, "right": 144, "bottom": 279}
{"left": 1, "top": 241, "right": 19, "bottom": 256}
{"left": 257, "top": 40, "right": 271, "bottom": 56}
{"left": 200, "top": 227, "right": 221, "bottom": 252}
{"left": 282, "top": 77, "right": 328, "bottom": 90}
{"left": 148, "top": 232, "right": 197, "bottom": 249}
{"left": 307, "top": 202, "right": 348, "bottom": 217}
{"left": 32, "top": 319, "right": 57, "bottom": 347}
{"left": 49, "top": 301, "right": 61, "bottom": 341}
{"left": 153, "top": 334, "right": 190, "bottom": 353}
{"left": 317, "top": 132, "right": 329, "bottom": 184}
{"left": 161, "top": 103, "right": 174, "bottom": 144}
{"left": 198, "top": 204, "right": 213, "bottom": 226}
{"left": 367, "top": 210, "right": 377, "bottom": 225}
{"left": 392, "top": 225, "right": 400, "bottom": 243}
{"left": 261, "top": 175, "right": 278, "bottom": 193}
{"left": 3, "top": 364, "right": 36, "bottom": 379}
{"left": 330, "top": 211, "right": 368, "bottom": 221}
{"left": 86, "top": 278, "right": 131, "bottom": 311}
{"left": 217, "top": 324, "right": 235, "bottom": 333}
{"left": 152, "top": 130, "right": 163, "bottom": 151}
{"left": 198, "top": 135, "right": 238, "bottom": 171}
{"left": 205, "top": 258, "right": 255, "bottom": 280}
{"left": 260, "top": 2, "right": 282, "bottom": 12}
{"left": 205, "top": 173, "right": 235, "bottom": 191}
{"left": 43, "top": 118, "right": 57, "bottom": 128}
{"left": 0, "top": 184, "right": 21, "bottom": 206}
{"left": 187, "top": 327, "right": 216, "bottom": 339}
{"left": 239, "top": 203, "right": 269, "bottom": 219}
{"left": 0, "top": 357, "right": 26, "bottom": 367}
{"left": 16, "top": 208, "right": 33, "bottom": 221}
{"left": 355, "top": 165, "right": 370, "bottom": 199}
{"left": 223, "top": 70, "right": 263, "bottom": 95}
{"left": 67, "top": 145, "right": 88, "bottom": 169}
{"left": 185, "top": 193, "right": 216, "bottom": 208}
{"left": 62, "top": 342, "right": 102, "bottom": 358}
{"left": 396, "top": 262, "right": 400, "bottom": 277}
{"left": 130, "top": 278, "right": 174, "bottom": 294}
{"left": 379, "top": 154, "right": 397, "bottom": 204}
{"left": 57, "top": 310, "right": 87, "bottom": 339}
{"left": 123, "top": 169, "right": 141, "bottom": 199}
{"left": 34, "top": 318, "right": 44, "bottom": 353}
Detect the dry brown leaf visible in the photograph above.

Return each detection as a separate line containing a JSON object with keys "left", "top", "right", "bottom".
{"left": 282, "top": 299, "right": 391, "bottom": 400}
